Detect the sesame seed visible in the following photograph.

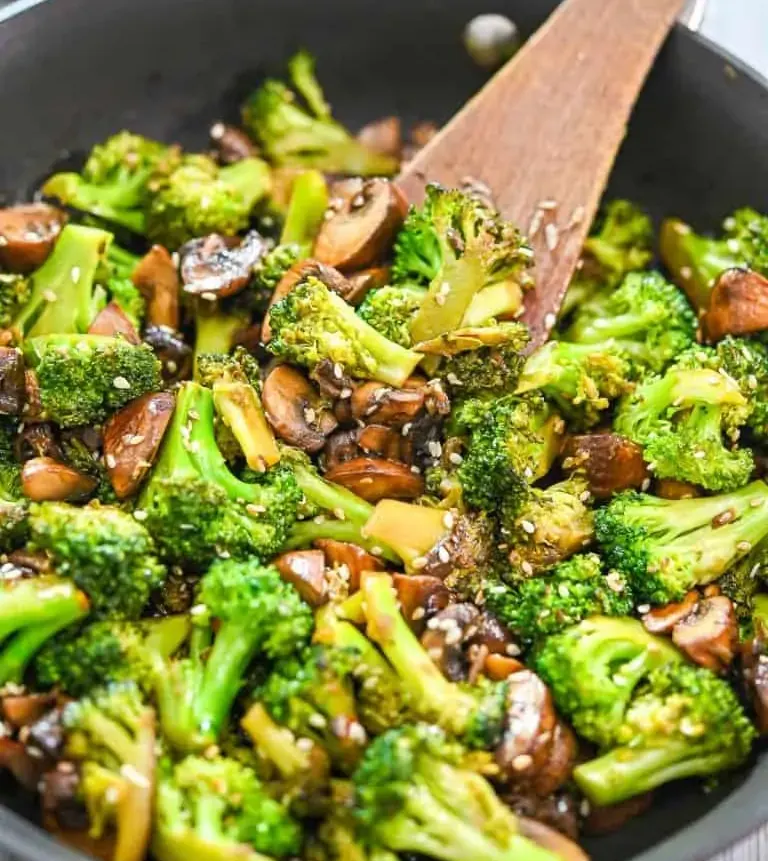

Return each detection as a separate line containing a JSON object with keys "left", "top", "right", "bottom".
{"left": 448, "top": 452, "right": 463, "bottom": 465}
{"left": 333, "top": 507, "right": 346, "bottom": 521}
{"left": 133, "top": 509, "right": 148, "bottom": 521}
{"left": 568, "top": 205, "right": 585, "bottom": 228}
{"left": 544, "top": 312, "right": 556, "bottom": 329}
{"left": 428, "top": 440, "right": 443, "bottom": 458}
{"left": 737, "top": 541, "right": 752, "bottom": 553}
{"left": 520, "top": 520, "right": 536, "bottom": 535}
{"left": 437, "top": 546, "right": 451, "bottom": 564}
{"left": 520, "top": 561, "right": 534, "bottom": 576}
{"left": 412, "top": 556, "right": 429, "bottom": 570}
{"left": 70, "top": 266, "right": 81, "bottom": 283}
{"left": 42, "top": 289, "right": 57, "bottom": 302}
{"left": 113, "top": 376, "right": 131, "bottom": 390}
{"left": 308, "top": 712, "right": 327, "bottom": 729}
{"left": 105, "top": 454, "right": 117, "bottom": 468}
{"left": 246, "top": 503, "right": 266, "bottom": 516}
{"left": 210, "top": 122, "right": 225, "bottom": 139}
{"left": 333, "top": 363, "right": 344, "bottom": 379}
{"left": 605, "top": 571, "right": 624, "bottom": 592}
{"left": 528, "top": 210, "right": 544, "bottom": 237}
{"left": 435, "top": 293, "right": 446, "bottom": 306}
{"left": 680, "top": 265, "right": 693, "bottom": 280}
{"left": 303, "top": 407, "right": 316, "bottom": 424}
{"left": 505, "top": 643, "right": 521, "bottom": 656}
{"left": 641, "top": 478, "right": 651, "bottom": 491}
{"left": 637, "top": 604, "right": 651, "bottom": 614}
{"left": 544, "top": 222, "right": 559, "bottom": 251}
{"left": 125, "top": 434, "right": 145, "bottom": 446}
{"left": 411, "top": 607, "right": 426, "bottom": 620}
{"left": 442, "top": 512, "right": 455, "bottom": 529}
{"left": 693, "top": 450, "right": 706, "bottom": 459}
{"left": 339, "top": 387, "right": 353, "bottom": 399}
{"left": 512, "top": 754, "right": 533, "bottom": 771}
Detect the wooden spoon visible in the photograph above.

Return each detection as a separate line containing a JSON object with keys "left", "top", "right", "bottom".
{"left": 398, "top": 0, "right": 689, "bottom": 347}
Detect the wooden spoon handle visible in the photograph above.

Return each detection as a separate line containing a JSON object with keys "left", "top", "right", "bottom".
{"left": 398, "top": 0, "right": 688, "bottom": 346}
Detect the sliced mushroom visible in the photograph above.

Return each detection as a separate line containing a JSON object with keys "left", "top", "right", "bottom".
{"left": 351, "top": 381, "right": 425, "bottom": 428}
{"left": 0, "top": 346, "right": 25, "bottom": 415}
{"left": 671, "top": 594, "right": 737, "bottom": 673}
{"left": 180, "top": 231, "right": 267, "bottom": 298}
{"left": 16, "top": 422, "right": 61, "bottom": 461}
{"left": 314, "top": 178, "right": 408, "bottom": 272}
{"left": 314, "top": 539, "right": 384, "bottom": 593}
{"left": 642, "top": 591, "right": 699, "bottom": 635}
{"left": 21, "top": 456, "right": 97, "bottom": 502}
{"left": 132, "top": 245, "right": 180, "bottom": 329}
{"left": 262, "top": 364, "right": 337, "bottom": 453}
{"left": 504, "top": 792, "right": 579, "bottom": 842}
{"left": 517, "top": 816, "right": 589, "bottom": 861}
{"left": 0, "top": 204, "right": 65, "bottom": 272}
{"left": 87, "top": 301, "right": 141, "bottom": 344}
{"left": 324, "top": 457, "right": 424, "bottom": 502}
{"left": 742, "top": 635, "right": 768, "bottom": 734}
{"left": 274, "top": 550, "right": 328, "bottom": 607}
{"left": 7, "top": 548, "right": 52, "bottom": 575}
{"left": 311, "top": 357, "right": 356, "bottom": 400}
{"left": 654, "top": 478, "right": 701, "bottom": 500}
{"left": 261, "top": 259, "right": 350, "bottom": 343}
{"left": 561, "top": 433, "right": 648, "bottom": 500}
{"left": 344, "top": 265, "right": 392, "bottom": 306}
{"left": 484, "top": 653, "right": 525, "bottom": 681}
{"left": 703, "top": 268, "right": 768, "bottom": 342}
{"left": 420, "top": 603, "right": 481, "bottom": 681}
{"left": 0, "top": 738, "right": 47, "bottom": 792}
{"left": 2, "top": 693, "right": 58, "bottom": 729}
{"left": 209, "top": 122, "right": 260, "bottom": 164}
{"left": 358, "top": 424, "right": 411, "bottom": 463}
{"left": 22, "top": 369, "right": 43, "bottom": 421}
{"left": 356, "top": 116, "right": 402, "bottom": 159}
{"left": 103, "top": 391, "right": 175, "bottom": 499}
{"left": 143, "top": 324, "right": 193, "bottom": 383}
{"left": 322, "top": 428, "right": 364, "bottom": 471}
{"left": 393, "top": 573, "right": 452, "bottom": 635}
{"left": 583, "top": 792, "right": 654, "bottom": 836}
{"left": 495, "top": 670, "right": 577, "bottom": 796}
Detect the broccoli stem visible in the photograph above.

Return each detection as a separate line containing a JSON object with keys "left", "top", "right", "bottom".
{"left": 280, "top": 169, "right": 328, "bottom": 252}
{"left": 0, "top": 607, "right": 87, "bottom": 685}
{"left": 195, "top": 305, "right": 249, "bottom": 363}
{"left": 114, "top": 707, "right": 156, "bottom": 861}
{"left": 362, "top": 500, "right": 449, "bottom": 566}
{"left": 13, "top": 224, "right": 111, "bottom": 337}
{"left": 362, "top": 572, "right": 476, "bottom": 734}
{"left": 241, "top": 702, "right": 317, "bottom": 778}
{"left": 461, "top": 279, "right": 523, "bottom": 327}
{"left": 293, "top": 463, "right": 374, "bottom": 528}
{"left": 575, "top": 741, "right": 730, "bottom": 806}
{"left": 284, "top": 518, "right": 397, "bottom": 561}
{"left": 212, "top": 380, "right": 281, "bottom": 471}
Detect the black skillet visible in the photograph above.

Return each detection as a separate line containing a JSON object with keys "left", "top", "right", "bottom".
{"left": 1, "top": 0, "right": 768, "bottom": 859}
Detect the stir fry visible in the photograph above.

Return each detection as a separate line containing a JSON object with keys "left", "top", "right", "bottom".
{"left": 1, "top": 50, "right": 767, "bottom": 861}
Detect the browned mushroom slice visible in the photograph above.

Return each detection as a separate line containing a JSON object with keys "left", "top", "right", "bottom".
{"left": 7, "top": 548, "right": 52, "bottom": 575}
{"left": 484, "top": 653, "right": 525, "bottom": 681}
{"left": 561, "top": 433, "right": 648, "bottom": 500}
{"left": 351, "top": 381, "right": 426, "bottom": 429}
{"left": 314, "top": 539, "right": 384, "bottom": 592}
{"left": 313, "top": 178, "right": 408, "bottom": 272}
{"left": 322, "top": 428, "right": 364, "bottom": 472}
{"left": 392, "top": 573, "right": 452, "bottom": 635}
{"left": 324, "top": 457, "right": 424, "bottom": 502}
{"left": 517, "top": 817, "right": 590, "bottom": 861}
{"left": 742, "top": 635, "right": 768, "bottom": 734}
{"left": 0, "top": 346, "right": 25, "bottom": 415}
{"left": 21, "top": 456, "right": 97, "bottom": 502}
{"left": 1, "top": 693, "right": 58, "bottom": 729}
{"left": 671, "top": 594, "right": 737, "bottom": 672}
{"left": 583, "top": 792, "right": 654, "bottom": 836}
{"left": 343, "top": 265, "right": 392, "bottom": 306}
{"left": 132, "top": 245, "right": 180, "bottom": 330}
{"left": 642, "top": 590, "right": 699, "bottom": 635}
{"left": 1, "top": 738, "right": 47, "bottom": 792}
{"left": 261, "top": 259, "right": 350, "bottom": 343}
{"left": 420, "top": 603, "right": 481, "bottom": 681}
{"left": 274, "top": 550, "right": 328, "bottom": 607}
{"left": 495, "top": 669, "right": 576, "bottom": 796}
{"left": 209, "top": 122, "right": 260, "bottom": 164}
{"left": 356, "top": 116, "right": 402, "bottom": 159}
{"left": 703, "top": 268, "right": 768, "bottom": 342}
{"left": 180, "top": 231, "right": 267, "bottom": 298}
{"left": 0, "top": 204, "right": 65, "bottom": 272}
{"left": 103, "top": 391, "right": 175, "bottom": 499}
{"left": 16, "top": 422, "right": 60, "bottom": 461}
{"left": 143, "top": 325, "right": 193, "bottom": 383}
{"left": 262, "top": 364, "right": 337, "bottom": 453}
{"left": 87, "top": 302, "right": 141, "bottom": 344}
{"left": 654, "top": 478, "right": 701, "bottom": 500}
{"left": 358, "top": 424, "right": 411, "bottom": 463}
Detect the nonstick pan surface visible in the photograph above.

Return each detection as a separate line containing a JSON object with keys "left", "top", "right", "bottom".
{"left": 1, "top": 1, "right": 768, "bottom": 859}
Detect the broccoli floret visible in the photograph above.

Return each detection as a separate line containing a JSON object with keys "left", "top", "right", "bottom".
{"left": 0, "top": 576, "right": 89, "bottom": 686}
{"left": 353, "top": 724, "right": 558, "bottom": 861}
{"left": 63, "top": 682, "right": 156, "bottom": 861}
{"left": 0, "top": 418, "right": 28, "bottom": 551}
{"left": 35, "top": 616, "right": 190, "bottom": 698}
{"left": 561, "top": 271, "right": 697, "bottom": 374}
{"left": 279, "top": 168, "right": 329, "bottom": 252}
{"left": 357, "top": 283, "right": 427, "bottom": 348}
{"left": 0, "top": 273, "right": 31, "bottom": 329}
{"left": 661, "top": 208, "right": 768, "bottom": 311}
{"left": 614, "top": 363, "right": 753, "bottom": 492}
{"left": 393, "top": 185, "right": 532, "bottom": 344}
{"left": 719, "top": 539, "right": 768, "bottom": 635}
{"left": 28, "top": 501, "right": 165, "bottom": 619}
{"left": 674, "top": 337, "right": 768, "bottom": 443}
{"left": 268, "top": 276, "right": 421, "bottom": 387}
{"left": 196, "top": 349, "right": 281, "bottom": 472}
{"left": 147, "top": 155, "right": 271, "bottom": 248}
{"left": 42, "top": 131, "right": 179, "bottom": 233}
{"left": 361, "top": 572, "right": 507, "bottom": 749}
{"left": 458, "top": 394, "right": 562, "bottom": 522}
{"left": 24, "top": 334, "right": 160, "bottom": 427}
{"left": 249, "top": 242, "right": 302, "bottom": 313}
{"left": 487, "top": 554, "right": 632, "bottom": 645}
{"left": 255, "top": 644, "right": 368, "bottom": 771}
{"left": 242, "top": 51, "right": 398, "bottom": 177}
{"left": 517, "top": 340, "right": 632, "bottom": 428}
{"left": 156, "top": 558, "right": 313, "bottom": 752}
{"left": 574, "top": 663, "right": 757, "bottom": 805}
{"left": 153, "top": 754, "right": 301, "bottom": 861}
{"left": 101, "top": 243, "right": 146, "bottom": 330}
{"left": 532, "top": 616, "right": 682, "bottom": 748}
{"left": 594, "top": 482, "right": 768, "bottom": 605}
{"left": 12, "top": 223, "right": 112, "bottom": 337}
{"left": 502, "top": 479, "right": 594, "bottom": 579}
{"left": 140, "top": 382, "right": 301, "bottom": 566}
